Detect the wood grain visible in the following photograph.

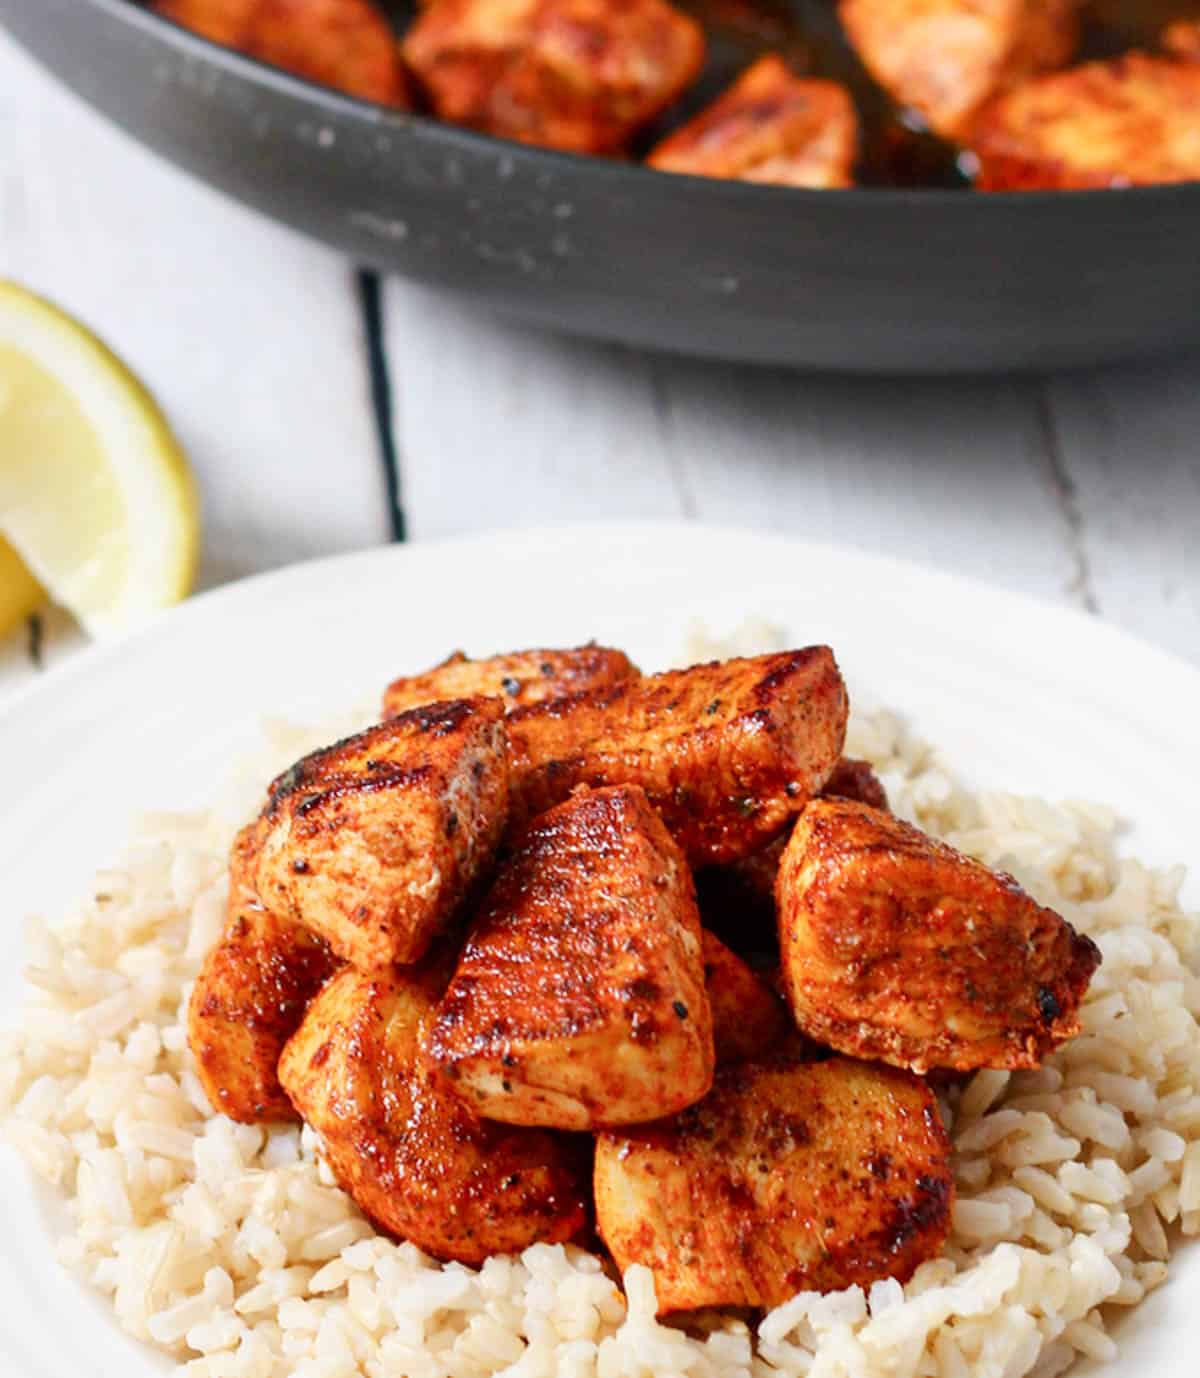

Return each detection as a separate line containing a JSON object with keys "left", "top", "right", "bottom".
{"left": 382, "top": 282, "right": 687, "bottom": 537}
{"left": 654, "top": 363, "right": 1080, "bottom": 603}
{"left": 1046, "top": 359, "right": 1200, "bottom": 662}
{"left": 381, "top": 287, "right": 1079, "bottom": 598}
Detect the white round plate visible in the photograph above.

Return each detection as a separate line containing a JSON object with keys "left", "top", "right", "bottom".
{"left": 1, "top": 523, "right": 1196, "bottom": 1377}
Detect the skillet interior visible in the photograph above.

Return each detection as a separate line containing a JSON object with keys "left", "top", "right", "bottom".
{"left": 3, "top": 0, "right": 1200, "bottom": 372}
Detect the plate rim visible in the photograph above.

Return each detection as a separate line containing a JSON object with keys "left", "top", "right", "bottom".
{"left": 5, "top": 520, "right": 1198, "bottom": 728}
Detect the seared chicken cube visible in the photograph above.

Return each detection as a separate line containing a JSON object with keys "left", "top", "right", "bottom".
{"left": 402, "top": 0, "right": 706, "bottom": 154}
{"left": 383, "top": 643, "right": 638, "bottom": 720}
{"left": 157, "top": 0, "right": 410, "bottom": 106}
{"left": 257, "top": 698, "right": 509, "bottom": 970}
{"left": 279, "top": 960, "right": 588, "bottom": 1263}
{"left": 777, "top": 798, "right": 1101, "bottom": 1073}
{"left": 648, "top": 57, "right": 859, "bottom": 188}
{"left": 701, "top": 930, "right": 788, "bottom": 1064}
{"left": 430, "top": 785, "right": 713, "bottom": 1129}
{"left": 505, "top": 648, "right": 848, "bottom": 866}
{"left": 594, "top": 1055, "right": 953, "bottom": 1312}
{"left": 188, "top": 820, "right": 338, "bottom": 1122}
{"left": 971, "top": 54, "right": 1200, "bottom": 189}
{"left": 837, "top": 0, "right": 1079, "bottom": 138}
{"left": 1165, "top": 21, "right": 1200, "bottom": 62}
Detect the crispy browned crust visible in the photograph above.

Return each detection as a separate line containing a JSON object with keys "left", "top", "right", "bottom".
{"left": 257, "top": 698, "right": 509, "bottom": 970}
{"left": 157, "top": 0, "right": 410, "bottom": 105}
{"left": 383, "top": 644, "right": 638, "bottom": 720}
{"left": 777, "top": 798, "right": 1101, "bottom": 1073}
{"left": 701, "top": 930, "right": 789, "bottom": 1064}
{"left": 402, "top": 0, "right": 706, "bottom": 154}
{"left": 971, "top": 53, "right": 1200, "bottom": 190}
{"left": 594, "top": 1055, "right": 953, "bottom": 1312}
{"left": 430, "top": 786, "right": 713, "bottom": 1129}
{"left": 1165, "top": 21, "right": 1200, "bottom": 62}
{"left": 837, "top": 0, "right": 1079, "bottom": 138}
{"left": 188, "top": 821, "right": 338, "bottom": 1123}
{"left": 505, "top": 648, "right": 848, "bottom": 866}
{"left": 648, "top": 56, "right": 858, "bottom": 187}
{"left": 279, "top": 960, "right": 589, "bottom": 1263}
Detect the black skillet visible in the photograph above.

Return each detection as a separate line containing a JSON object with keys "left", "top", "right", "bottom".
{"left": 3, "top": 0, "right": 1199, "bottom": 372}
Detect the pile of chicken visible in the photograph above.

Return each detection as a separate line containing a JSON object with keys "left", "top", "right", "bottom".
{"left": 189, "top": 642, "right": 1100, "bottom": 1313}
{"left": 155, "top": 0, "right": 1200, "bottom": 190}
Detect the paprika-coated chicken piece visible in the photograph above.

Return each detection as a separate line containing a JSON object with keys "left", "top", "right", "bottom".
{"left": 156, "top": 0, "right": 410, "bottom": 106}
{"left": 278, "top": 958, "right": 588, "bottom": 1263}
{"left": 188, "top": 819, "right": 338, "bottom": 1123}
{"left": 701, "top": 929, "right": 789, "bottom": 1064}
{"left": 594, "top": 1054, "right": 953, "bottom": 1312}
{"left": 430, "top": 786, "right": 713, "bottom": 1129}
{"left": 777, "top": 798, "right": 1101, "bottom": 1074}
{"left": 837, "top": 0, "right": 1079, "bottom": 138}
{"left": 257, "top": 698, "right": 509, "bottom": 970}
{"left": 648, "top": 57, "right": 859, "bottom": 188}
{"left": 383, "top": 644, "right": 638, "bottom": 720}
{"left": 695, "top": 757, "right": 889, "bottom": 939}
{"left": 1165, "top": 21, "right": 1200, "bottom": 62}
{"left": 505, "top": 648, "right": 848, "bottom": 867}
{"left": 970, "top": 52, "right": 1200, "bottom": 189}
{"left": 402, "top": 0, "right": 706, "bottom": 154}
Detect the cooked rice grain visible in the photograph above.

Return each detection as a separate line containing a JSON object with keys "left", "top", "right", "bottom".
{"left": 2, "top": 693, "right": 1198, "bottom": 1378}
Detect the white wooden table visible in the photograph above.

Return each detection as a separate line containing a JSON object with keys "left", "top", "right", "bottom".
{"left": 2, "top": 30, "right": 1198, "bottom": 699}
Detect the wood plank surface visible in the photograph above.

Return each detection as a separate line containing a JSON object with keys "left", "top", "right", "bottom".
{"left": 1046, "top": 358, "right": 1200, "bottom": 663}
{"left": 3, "top": 25, "right": 1200, "bottom": 708}
{"left": 382, "top": 282, "right": 687, "bottom": 538}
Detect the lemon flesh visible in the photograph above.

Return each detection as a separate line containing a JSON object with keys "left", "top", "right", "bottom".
{"left": 0, "top": 281, "right": 199, "bottom": 638}
{"left": 0, "top": 532, "right": 43, "bottom": 639}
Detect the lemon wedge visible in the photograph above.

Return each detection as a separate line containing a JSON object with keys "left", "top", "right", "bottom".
{"left": 0, "top": 281, "right": 199, "bottom": 639}
{"left": 0, "top": 532, "right": 44, "bottom": 639}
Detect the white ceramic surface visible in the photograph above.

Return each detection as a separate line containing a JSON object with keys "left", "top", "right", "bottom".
{"left": 1, "top": 524, "right": 1196, "bottom": 1377}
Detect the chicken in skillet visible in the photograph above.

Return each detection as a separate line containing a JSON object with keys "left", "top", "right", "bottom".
{"left": 1165, "top": 20, "right": 1200, "bottom": 62}
{"left": 156, "top": 0, "right": 410, "bottom": 105}
{"left": 402, "top": 0, "right": 706, "bottom": 153}
{"left": 970, "top": 52, "right": 1200, "bottom": 190}
{"left": 837, "top": 0, "right": 1079, "bottom": 138}
{"left": 648, "top": 56, "right": 859, "bottom": 188}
